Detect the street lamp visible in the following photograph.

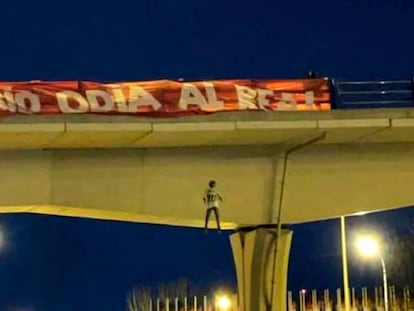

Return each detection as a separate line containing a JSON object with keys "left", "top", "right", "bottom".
{"left": 340, "top": 216, "right": 351, "bottom": 311}
{"left": 340, "top": 212, "right": 368, "bottom": 311}
{"left": 357, "top": 236, "right": 388, "bottom": 311}
{"left": 216, "top": 294, "right": 232, "bottom": 311}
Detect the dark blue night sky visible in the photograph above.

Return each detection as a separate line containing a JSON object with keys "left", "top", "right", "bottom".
{"left": 1, "top": 208, "right": 414, "bottom": 310}
{"left": 0, "top": 0, "right": 414, "bottom": 310}
{"left": 0, "top": 0, "right": 413, "bottom": 82}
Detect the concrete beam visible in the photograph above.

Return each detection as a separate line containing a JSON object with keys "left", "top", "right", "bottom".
{"left": 0, "top": 144, "right": 412, "bottom": 226}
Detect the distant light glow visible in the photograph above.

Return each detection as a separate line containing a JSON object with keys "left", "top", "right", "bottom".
{"left": 301, "top": 289, "right": 306, "bottom": 294}
{"left": 357, "top": 236, "right": 379, "bottom": 256}
{"left": 216, "top": 295, "right": 231, "bottom": 310}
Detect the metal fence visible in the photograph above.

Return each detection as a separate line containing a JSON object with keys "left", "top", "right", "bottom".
{"left": 128, "top": 286, "right": 413, "bottom": 311}
{"left": 288, "top": 286, "right": 413, "bottom": 311}
{"left": 127, "top": 294, "right": 238, "bottom": 311}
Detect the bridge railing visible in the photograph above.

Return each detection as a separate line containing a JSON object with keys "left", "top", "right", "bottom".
{"left": 331, "top": 78, "right": 414, "bottom": 109}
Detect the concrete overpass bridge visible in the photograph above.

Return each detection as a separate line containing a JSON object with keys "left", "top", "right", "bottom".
{"left": 1, "top": 78, "right": 413, "bottom": 311}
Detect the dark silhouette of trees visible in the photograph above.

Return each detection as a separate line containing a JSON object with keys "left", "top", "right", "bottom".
{"left": 127, "top": 278, "right": 199, "bottom": 311}
{"left": 375, "top": 212, "right": 414, "bottom": 290}
{"left": 127, "top": 286, "right": 152, "bottom": 311}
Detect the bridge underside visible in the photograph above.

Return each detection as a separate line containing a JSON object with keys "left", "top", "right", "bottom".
{"left": 1, "top": 109, "right": 414, "bottom": 227}
{"left": 0, "top": 143, "right": 413, "bottom": 227}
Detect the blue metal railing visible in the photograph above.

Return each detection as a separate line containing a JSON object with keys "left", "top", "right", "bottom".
{"left": 331, "top": 77, "right": 414, "bottom": 109}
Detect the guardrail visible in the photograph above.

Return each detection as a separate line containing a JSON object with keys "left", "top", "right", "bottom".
{"left": 332, "top": 78, "right": 414, "bottom": 109}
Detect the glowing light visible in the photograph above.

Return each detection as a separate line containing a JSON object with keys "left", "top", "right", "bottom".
{"left": 357, "top": 236, "right": 379, "bottom": 256}
{"left": 216, "top": 295, "right": 232, "bottom": 310}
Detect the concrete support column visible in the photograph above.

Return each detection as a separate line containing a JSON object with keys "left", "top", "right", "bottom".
{"left": 230, "top": 225, "right": 293, "bottom": 311}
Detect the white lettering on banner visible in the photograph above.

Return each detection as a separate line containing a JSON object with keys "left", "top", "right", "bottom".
{"left": 179, "top": 83, "right": 208, "bottom": 110}
{"left": 179, "top": 83, "right": 225, "bottom": 110}
{"left": 86, "top": 90, "right": 113, "bottom": 112}
{"left": 0, "top": 84, "right": 318, "bottom": 114}
{"left": 57, "top": 88, "right": 163, "bottom": 113}
{"left": 278, "top": 92, "right": 297, "bottom": 110}
{"left": 235, "top": 85, "right": 273, "bottom": 110}
{"left": 256, "top": 88, "right": 274, "bottom": 109}
{"left": 235, "top": 85, "right": 257, "bottom": 109}
{"left": 305, "top": 91, "right": 314, "bottom": 107}
{"left": 0, "top": 88, "right": 41, "bottom": 113}
{"left": 111, "top": 88, "right": 128, "bottom": 112}
{"left": 204, "top": 82, "right": 224, "bottom": 109}
{"left": 15, "top": 91, "right": 41, "bottom": 113}
{"left": 128, "top": 87, "right": 162, "bottom": 112}
{"left": 57, "top": 91, "right": 89, "bottom": 113}
{"left": 0, "top": 88, "right": 17, "bottom": 112}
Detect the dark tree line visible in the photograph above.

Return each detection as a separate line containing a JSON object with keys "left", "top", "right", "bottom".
{"left": 126, "top": 278, "right": 205, "bottom": 311}
{"left": 378, "top": 212, "right": 414, "bottom": 290}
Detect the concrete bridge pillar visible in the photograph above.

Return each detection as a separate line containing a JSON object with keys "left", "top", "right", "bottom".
{"left": 230, "top": 225, "right": 293, "bottom": 311}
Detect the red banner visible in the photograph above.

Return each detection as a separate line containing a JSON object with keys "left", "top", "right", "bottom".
{"left": 0, "top": 79, "right": 331, "bottom": 117}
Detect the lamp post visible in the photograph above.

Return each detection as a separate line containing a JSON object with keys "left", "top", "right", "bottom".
{"left": 357, "top": 236, "right": 389, "bottom": 311}
{"left": 340, "top": 216, "right": 351, "bottom": 311}
{"left": 340, "top": 212, "right": 368, "bottom": 311}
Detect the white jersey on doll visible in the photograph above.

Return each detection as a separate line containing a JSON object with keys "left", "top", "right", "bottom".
{"left": 203, "top": 188, "right": 222, "bottom": 209}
